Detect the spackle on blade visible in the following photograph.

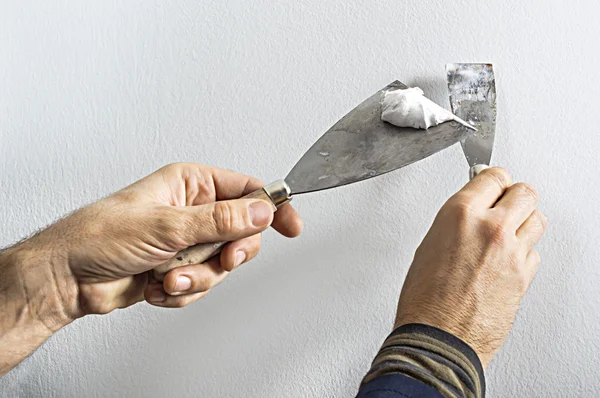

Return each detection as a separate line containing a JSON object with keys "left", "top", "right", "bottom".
{"left": 381, "top": 87, "right": 475, "bottom": 131}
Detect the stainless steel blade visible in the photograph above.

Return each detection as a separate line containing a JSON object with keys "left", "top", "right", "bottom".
{"left": 285, "top": 81, "right": 472, "bottom": 195}
{"left": 157, "top": 80, "right": 477, "bottom": 273}
{"left": 446, "top": 64, "right": 496, "bottom": 167}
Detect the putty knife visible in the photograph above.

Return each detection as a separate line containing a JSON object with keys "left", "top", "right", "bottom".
{"left": 446, "top": 64, "right": 497, "bottom": 179}
{"left": 154, "top": 81, "right": 472, "bottom": 279}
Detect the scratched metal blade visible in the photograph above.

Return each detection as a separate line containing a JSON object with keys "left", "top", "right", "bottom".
{"left": 285, "top": 81, "right": 472, "bottom": 195}
{"left": 446, "top": 64, "right": 496, "bottom": 167}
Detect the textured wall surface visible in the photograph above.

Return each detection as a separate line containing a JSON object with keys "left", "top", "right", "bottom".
{"left": 1, "top": 1, "right": 598, "bottom": 397}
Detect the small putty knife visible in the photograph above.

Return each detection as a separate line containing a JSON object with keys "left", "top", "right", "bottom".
{"left": 446, "top": 64, "right": 497, "bottom": 179}
{"left": 154, "top": 81, "right": 472, "bottom": 279}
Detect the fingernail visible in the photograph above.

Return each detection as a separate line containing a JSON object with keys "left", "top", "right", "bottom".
{"left": 174, "top": 276, "right": 192, "bottom": 293}
{"left": 249, "top": 201, "right": 272, "bottom": 227}
{"left": 148, "top": 290, "right": 166, "bottom": 303}
{"left": 234, "top": 251, "right": 246, "bottom": 267}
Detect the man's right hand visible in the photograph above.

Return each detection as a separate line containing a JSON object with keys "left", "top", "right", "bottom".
{"left": 0, "top": 163, "right": 303, "bottom": 376}
{"left": 394, "top": 167, "right": 547, "bottom": 368}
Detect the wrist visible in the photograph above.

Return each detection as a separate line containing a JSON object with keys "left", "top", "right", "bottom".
{"left": 3, "top": 238, "right": 80, "bottom": 332}
{"left": 394, "top": 310, "right": 492, "bottom": 368}
{"left": 0, "top": 241, "right": 79, "bottom": 375}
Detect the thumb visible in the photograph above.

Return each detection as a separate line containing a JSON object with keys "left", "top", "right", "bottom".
{"left": 176, "top": 199, "right": 275, "bottom": 244}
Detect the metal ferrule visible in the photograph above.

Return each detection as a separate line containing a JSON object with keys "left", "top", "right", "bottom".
{"left": 263, "top": 180, "right": 292, "bottom": 207}
{"left": 469, "top": 164, "right": 489, "bottom": 180}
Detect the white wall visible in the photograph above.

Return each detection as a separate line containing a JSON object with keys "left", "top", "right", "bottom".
{"left": 1, "top": 1, "right": 597, "bottom": 397}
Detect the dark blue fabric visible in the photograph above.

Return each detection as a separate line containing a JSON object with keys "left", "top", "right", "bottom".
{"left": 356, "top": 374, "right": 444, "bottom": 398}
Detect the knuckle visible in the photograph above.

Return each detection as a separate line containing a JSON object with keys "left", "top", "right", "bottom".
{"left": 513, "top": 182, "right": 539, "bottom": 203}
{"left": 79, "top": 287, "right": 114, "bottom": 314}
{"left": 481, "top": 167, "right": 511, "bottom": 189}
{"left": 529, "top": 249, "right": 542, "bottom": 265}
{"left": 242, "top": 176, "right": 265, "bottom": 196}
{"left": 161, "top": 162, "right": 184, "bottom": 174}
{"left": 526, "top": 214, "right": 547, "bottom": 238}
{"left": 92, "top": 303, "right": 114, "bottom": 315}
{"left": 212, "top": 201, "right": 239, "bottom": 235}
{"left": 444, "top": 196, "right": 477, "bottom": 226}
{"left": 164, "top": 162, "right": 181, "bottom": 169}
{"left": 194, "top": 170, "right": 214, "bottom": 200}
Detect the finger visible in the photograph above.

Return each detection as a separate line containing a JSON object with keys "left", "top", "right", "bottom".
{"left": 220, "top": 234, "right": 262, "bottom": 272}
{"left": 145, "top": 282, "right": 209, "bottom": 308}
{"left": 79, "top": 273, "right": 148, "bottom": 314}
{"left": 175, "top": 198, "right": 274, "bottom": 245}
{"left": 161, "top": 256, "right": 229, "bottom": 296}
{"left": 211, "top": 167, "right": 303, "bottom": 237}
{"left": 169, "top": 165, "right": 302, "bottom": 239}
{"left": 456, "top": 167, "right": 512, "bottom": 210}
{"left": 210, "top": 166, "right": 265, "bottom": 199}
{"left": 272, "top": 203, "right": 303, "bottom": 238}
{"left": 516, "top": 210, "right": 548, "bottom": 250}
{"left": 152, "top": 163, "right": 264, "bottom": 205}
{"left": 493, "top": 182, "right": 540, "bottom": 230}
{"left": 522, "top": 249, "right": 542, "bottom": 286}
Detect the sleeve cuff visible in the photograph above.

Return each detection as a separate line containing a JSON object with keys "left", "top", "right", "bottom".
{"left": 360, "top": 323, "right": 485, "bottom": 398}
{"left": 357, "top": 373, "right": 444, "bottom": 397}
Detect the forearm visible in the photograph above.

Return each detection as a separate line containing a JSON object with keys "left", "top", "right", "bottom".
{"left": 358, "top": 324, "right": 485, "bottom": 398}
{"left": 0, "top": 240, "right": 77, "bottom": 375}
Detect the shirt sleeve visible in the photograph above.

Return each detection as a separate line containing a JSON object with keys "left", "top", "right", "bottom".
{"left": 357, "top": 323, "right": 485, "bottom": 398}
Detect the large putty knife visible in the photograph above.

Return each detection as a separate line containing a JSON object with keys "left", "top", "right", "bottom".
{"left": 446, "top": 63, "right": 497, "bottom": 179}
{"left": 154, "top": 81, "right": 472, "bottom": 279}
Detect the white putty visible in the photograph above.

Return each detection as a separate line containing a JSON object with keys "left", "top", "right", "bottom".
{"left": 381, "top": 87, "right": 473, "bottom": 130}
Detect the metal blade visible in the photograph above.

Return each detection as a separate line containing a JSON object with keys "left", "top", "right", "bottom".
{"left": 285, "top": 81, "right": 472, "bottom": 195}
{"left": 446, "top": 63, "right": 496, "bottom": 167}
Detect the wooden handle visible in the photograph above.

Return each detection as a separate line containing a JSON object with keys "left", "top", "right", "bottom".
{"left": 152, "top": 188, "right": 277, "bottom": 281}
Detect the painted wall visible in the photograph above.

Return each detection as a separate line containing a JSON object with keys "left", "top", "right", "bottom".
{"left": 1, "top": 1, "right": 597, "bottom": 396}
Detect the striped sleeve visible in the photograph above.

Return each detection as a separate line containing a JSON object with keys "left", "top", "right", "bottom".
{"left": 358, "top": 323, "right": 485, "bottom": 398}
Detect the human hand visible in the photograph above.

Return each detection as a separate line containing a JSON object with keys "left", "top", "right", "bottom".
{"left": 394, "top": 167, "right": 547, "bottom": 367}
{"left": 26, "top": 163, "right": 302, "bottom": 316}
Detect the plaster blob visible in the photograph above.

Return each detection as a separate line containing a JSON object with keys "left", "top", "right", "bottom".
{"left": 381, "top": 87, "right": 473, "bottom": 130}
